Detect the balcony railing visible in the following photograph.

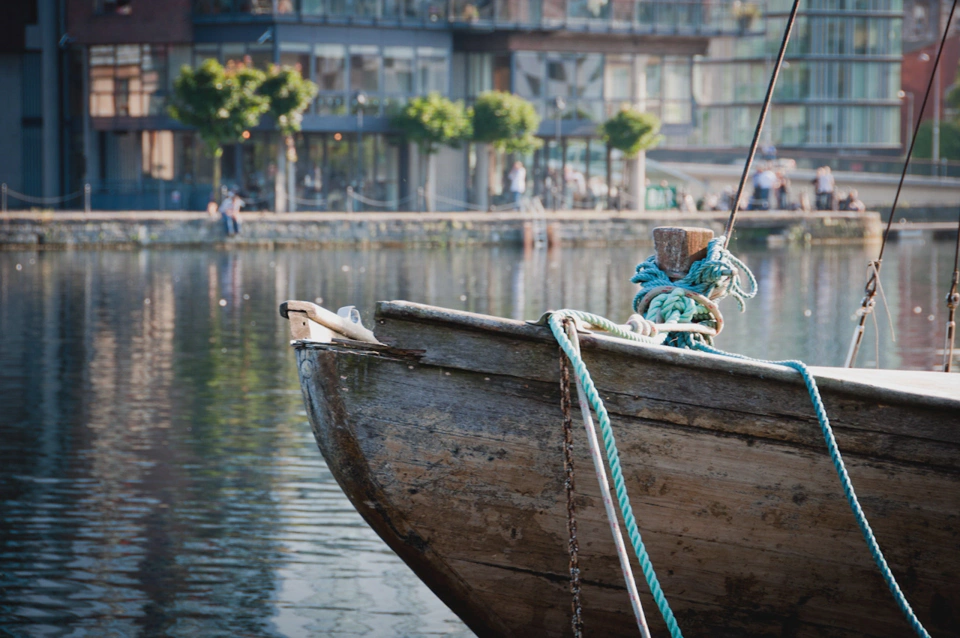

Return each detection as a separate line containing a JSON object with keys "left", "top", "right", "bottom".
{"left": 193, "top": 0, "right": 767, "bottom": 35}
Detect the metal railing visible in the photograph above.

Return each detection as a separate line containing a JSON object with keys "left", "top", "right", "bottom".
{"left": 193, "top": 0, "right": 767, "bottom": 35}
{"left": 2, "top": 184, "right": 92, "bottom": 213}
{"left": 652, "top": 149, "right": 960, "bottom": 179}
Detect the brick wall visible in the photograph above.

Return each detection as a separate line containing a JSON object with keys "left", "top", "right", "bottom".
{"left": 67, "top": 0, "right": 193, "bottom": 44}
{"left": 900, "top": 35, "right": 960, "bottom": 147}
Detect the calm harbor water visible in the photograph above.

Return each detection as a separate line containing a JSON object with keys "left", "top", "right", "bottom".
{"left": 0, "top": 239, "right": 954, "bottom": 637}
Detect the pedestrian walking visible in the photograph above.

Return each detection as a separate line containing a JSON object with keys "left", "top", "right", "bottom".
{"left": 815, "top": 166, "right": 835, "bottom": 210}
{"left": 508, "top": 161, "right": 527, "bottom": 211}
{"left": 751, "top": 164, "right": 776, "bottom": 209}
{"left": 775, "top": 170, "right": 790, "bottom": 209}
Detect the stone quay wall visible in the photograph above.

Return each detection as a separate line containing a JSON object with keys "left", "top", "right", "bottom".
{"left": 0, "top": 210, "right": 882, "bottom": 250}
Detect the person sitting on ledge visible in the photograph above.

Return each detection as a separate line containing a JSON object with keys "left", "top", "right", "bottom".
{"left": 219, "top": 191, "right": 244, "bottom": 237}
{"left": 839, "top": 189, "right": 866, "bottom": 212}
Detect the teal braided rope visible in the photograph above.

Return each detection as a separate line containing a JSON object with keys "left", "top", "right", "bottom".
{"left": 693, "top": 343, "right": 932, "bottom": 638}
{"left": 555, "top": 310, "right": 659, "bottom": 344}
{"left": 632, "top": 236, "right": 758, "bottom": 314}
{"left": 548, "top": 310, "right": 683, "bottom": 638}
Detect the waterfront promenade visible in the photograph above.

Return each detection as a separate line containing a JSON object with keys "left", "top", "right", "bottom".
{"left": 1, "top": 210, "right": 882, "bottom": 249}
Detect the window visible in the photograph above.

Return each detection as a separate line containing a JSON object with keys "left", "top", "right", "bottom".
{"left": 245, "top": 44, "right": 273, "bottom": 69}
{"left": 466, "top": 53, "right": 494, "bottom": 97}
{"left": 384, "top": 47, "right": 414, "bottom": 94}
{"left": 515, "top": 52, "right": 544, "bottom": 99}
{"left": 315, "top": 44, "right": 345, "bottom": 91}
{"left": 661, "top": 56, "right": 691, "bottom": 124}
{"left": 193, "top": 0, "right": 272, "bottom": 14}
{"left": 417, "top": 47, "right": 448, "bottom": 94}
{"left": 604, "top": 54, "right": 632, "bottom": 101}
{"left": 90, "top": 44, "right": 168, "bottom": 118}
{"left": 90, "top": 46, "right": 117, "bottom": 117}
{"left": 350, "top": 46, "right": 380, "bottom": 93}
{"left": 545, "top": 53, "right": 576, "bottom": 99}
{"left": 96, "top": 0, "right": 132, "bottom": 15}
{"left": 280, "top": 44, "right": 311, "bottom": 77}
{"left": 315, "top": 44, "right": 346, "bottom": 115}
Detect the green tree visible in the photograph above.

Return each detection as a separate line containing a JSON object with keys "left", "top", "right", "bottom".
{"left": 470, "top": 92, "right": 541, "bottom": 209}
{"left": 391, "top": 92, "right": 471, "bottom": 211}
{"left": 471, "top": 91, "right": 542, "bottom": 154}
{"left": 945, "top": 70, "right": 960, "bottom": 112}
{"left": 913, "top": 119, "right": 960, "bottom": 161}
{"left": 600, "top": 109, "right": 662, "bottom": 212}
{"left": 168, "top": 59, "right": 268, "bottom": 196}
{"left": 257, "top": 65, "right": 318, "bottom": 213}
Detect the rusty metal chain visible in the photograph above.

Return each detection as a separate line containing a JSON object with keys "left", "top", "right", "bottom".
{"left": 559, "top": 319, "right": 583, "bottom": 638}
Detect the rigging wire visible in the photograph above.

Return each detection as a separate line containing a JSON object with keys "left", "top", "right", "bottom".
{"left": 724, "top": 0, "right": 802, "bottom": 246}
{"left": 943, "top": 206, "right": 960, "bottom": 371}
{"left": 845, "top": 0, "right": 959, "bottom": 367}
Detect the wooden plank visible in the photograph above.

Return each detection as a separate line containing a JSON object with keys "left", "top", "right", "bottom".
{"left": 373, "top": 300, "right": 960, "bottom": 411}
{"left": 370, "top": 313, "right": 960, "bottom": 454}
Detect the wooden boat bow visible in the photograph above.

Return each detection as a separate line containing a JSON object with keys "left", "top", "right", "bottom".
{"left": 283, "top": 299, "right": 960, "bottom": 637}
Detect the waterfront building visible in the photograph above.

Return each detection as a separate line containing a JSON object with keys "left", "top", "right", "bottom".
{"left": 0, "top": 0, "right": 912, "bottom": 210}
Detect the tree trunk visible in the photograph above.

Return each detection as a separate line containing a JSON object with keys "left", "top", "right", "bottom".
{"left": 275, "top": 137, "right": 287, "bottom": 214}
{"left": 629, "top": 151, "right": 646, "bottom": 214}
{"left": 425, "top": 151, "right": 437, "bottom": 213}
{"left": 212, "top": 147, "right": 223, "bottom": 199}
{"left": 287, "top": 135, "right": 297, "bottom": 213}
{"left": 605, "top": 144, "right": 612, "bottom": 210}
{"left": 487, "top": 145, "right": 496, "bottom": 210}
{"left": 475, "top": 143, "right": 489, "bottom": 211}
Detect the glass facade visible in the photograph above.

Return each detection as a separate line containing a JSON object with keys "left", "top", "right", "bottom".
{"left": 513, "top": 51, "right": 693, "bottom": 125}
{"left": 192, "top": 0, "right": 768, "bottom": 35}
{"left": 690, "top": 0, "right": 903, "bottom": 149}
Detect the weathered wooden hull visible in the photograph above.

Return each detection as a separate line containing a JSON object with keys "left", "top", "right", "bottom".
{"left": 292, "top": 301, "right": 960, "bottom": 637}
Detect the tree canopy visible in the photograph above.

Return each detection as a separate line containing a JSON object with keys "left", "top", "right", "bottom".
{"left": 258, "top": 65, "right": 319, "bottom": 137}
{"left": 168, "top": 59, "right": 269, "bottom": 158}
{"left": 390, "top": 93, "right": 472, "bottom": 155}
{"left": 471, "top": 91, "right": 542, "bottom": 154}
{"left": 599, "top": 109, "right": 663, "bottom": 157}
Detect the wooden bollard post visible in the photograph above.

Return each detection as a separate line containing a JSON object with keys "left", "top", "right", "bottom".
{"left": 546, "top": 223, "right": 560, "bottom": 249}
{"left": 522, "top": 221, "right": 534, "bottom": 251}
{"left": 653, "top": 227, "right": 714, "bottom": 280}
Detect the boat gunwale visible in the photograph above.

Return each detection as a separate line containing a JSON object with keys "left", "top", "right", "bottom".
{"left": 368, "top": 300, "right": 960, "bottom": 411}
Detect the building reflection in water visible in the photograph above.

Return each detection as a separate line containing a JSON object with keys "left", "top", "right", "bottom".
{"left": 0, "top": 239, "right": 954, "bottom": 636}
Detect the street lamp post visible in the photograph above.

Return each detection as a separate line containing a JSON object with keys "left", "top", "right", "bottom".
{"left": 934, "top": 62, "right": 942, "bottom": 171}
{"left": 552, "top": 96, "right": 565, "bottom": 211}
{"left": 355, "top": 91, "right": 367, "bottom": 206}
{"left": 898, "top": 90, "right": 915, "bottom": 151}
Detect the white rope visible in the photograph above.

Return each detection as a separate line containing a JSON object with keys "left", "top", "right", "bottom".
{"left": 432, "top": 193, "right": 487, "bottom": 211}
{"left": 564, "top": 323, "right": 652, "bottom": 638}
{"left": 292, "top": 195, "right": 326, "bottom": 206}
{"left": 349, "top": 191, "right": 411, "bottom": 208}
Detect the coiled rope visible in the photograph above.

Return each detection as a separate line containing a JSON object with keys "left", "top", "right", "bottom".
{"left": 632, "top": 235, "right": 757, "bottom": 347}
{"left": 548, "top": 240, "right": 932, "bottom": 638}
